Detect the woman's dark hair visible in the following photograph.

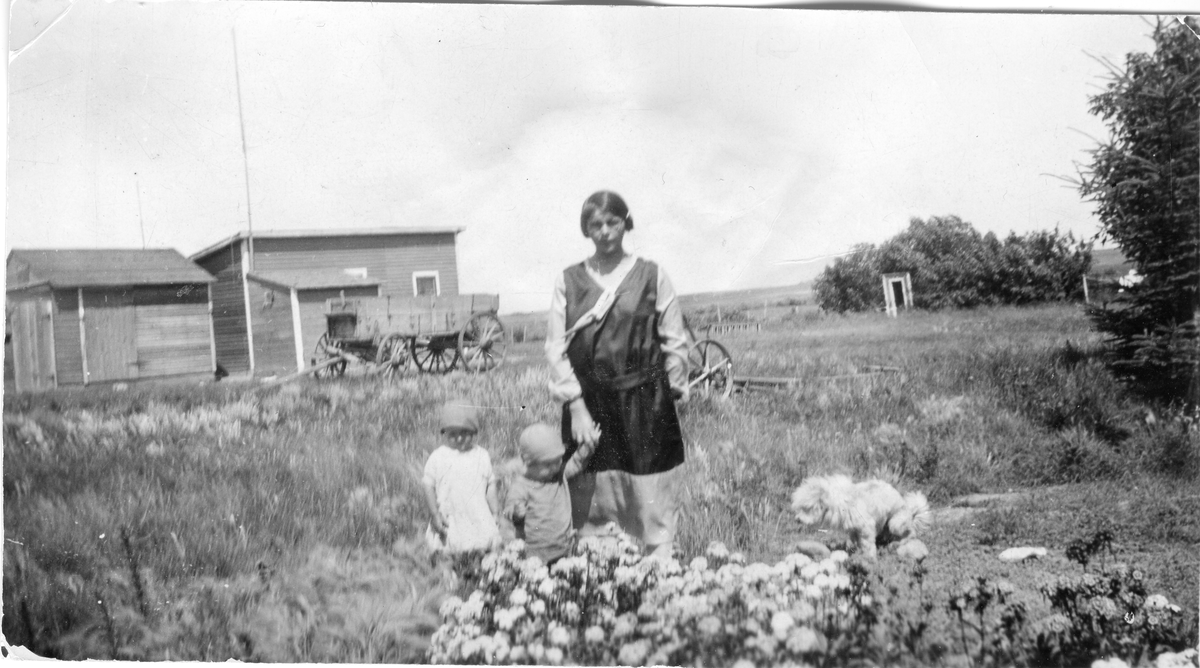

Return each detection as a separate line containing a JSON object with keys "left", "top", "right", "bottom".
{"left": 580, "top": 191, "right": 634, "bottom": 236}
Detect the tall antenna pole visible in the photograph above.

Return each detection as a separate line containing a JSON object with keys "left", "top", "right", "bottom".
{"left": 232, "top": 27, "right": 254, "bottom": 272}
{"left": 136, "top": 175, "right": 146, "bottom": 249}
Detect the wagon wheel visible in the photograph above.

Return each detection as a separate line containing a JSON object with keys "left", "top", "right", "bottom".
{"left": 458, "top": 312, "right": 507, "bottom": 373}
{"left": 412, "top": 337, "right": 458, "bottom": 375}
{"left": 687, "top": 339, "right": 734, "bottom": 400}
{"left": 311, "top": 333, "right": 347, "bottom": 379}
{"left": 374, "top": 334, "right": 410, "bottom": 378}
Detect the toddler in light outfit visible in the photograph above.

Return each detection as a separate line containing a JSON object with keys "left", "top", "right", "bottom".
{"left": 504, "top": 423, "right": 595, "bottom": 564}
{"left": 421, "top": 398, "right": 501, "bottom": 553}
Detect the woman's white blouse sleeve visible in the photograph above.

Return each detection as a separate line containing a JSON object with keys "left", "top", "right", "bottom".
{"left": 656, "top": 268, "right": 690, "bottom": 396}
{"left": 545, "top": 272, "right": 583, "bottom": 404}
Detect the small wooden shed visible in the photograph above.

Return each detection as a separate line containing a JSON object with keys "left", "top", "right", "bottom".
{"left": 5, "top": 249, "right": 217, "bottom": 392}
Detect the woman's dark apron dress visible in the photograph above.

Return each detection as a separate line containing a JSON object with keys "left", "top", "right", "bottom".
{"left": 560, "top": 258, "right": 685, "bottom": 547}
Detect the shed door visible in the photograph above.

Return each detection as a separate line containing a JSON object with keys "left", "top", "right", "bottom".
{"left": 83, "top": 290, "right": 138, "bottom": 383}
{"left": 11, "top": 299, "right": 56, "bottom": 392}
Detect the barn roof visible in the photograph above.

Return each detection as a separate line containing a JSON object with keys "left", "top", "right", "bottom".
{"left": 190, "top": 226, "right": 465, "bottom": 262}
{"left": 7, "top": 249, "right": 216, "bottom": 290}
{"left": 248, "top": 269, "right": 382, "bottom": 291}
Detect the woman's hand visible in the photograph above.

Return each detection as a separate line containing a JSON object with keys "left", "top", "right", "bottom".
{"left": 569, "top": 398, "right": 601, "bottom": 447}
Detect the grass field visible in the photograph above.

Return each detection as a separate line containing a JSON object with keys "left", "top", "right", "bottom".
{"left": 3, "top": 303, "right": 1197, "bottom": 662}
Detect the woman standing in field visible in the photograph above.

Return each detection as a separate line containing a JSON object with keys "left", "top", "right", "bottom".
{"left": 545, "top": 190, "right": 690, "bottom": 557}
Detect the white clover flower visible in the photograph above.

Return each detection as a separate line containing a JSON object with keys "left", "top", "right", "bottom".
{"left": 804, "top": 584, "right": 824, "bottom": 600}
{"left": 1090, "top": 597, "right": 1120, "bottom": 619}
{"left": 829, "top": 574, "right": 851, "bottom": 591}
{"left": 706, "top": 541, "right": 730, "bottom": 560}
{"left": 546, "top": 647, "right": 565, "bottom": 665}
{"left": 1154, "top": 650, "right": 1196, "bottom": 668}
{"left": 562, "top": 600, "right": 581, "bottom": 623}
{"left": 528, "top": 643, "right": 546, "bottom": 662}
{"left": 481, "top": 553, "right": 498, "bottom": 571}
{"left": 613, "top": 613, "right": 638, "bottom": 639}
{"left": 771, "top": 611, "right": 796, "bottom": 639}
{"left": 790, "top": 600, "right": 816, "bottom": 623}
{"left": 729, "top": 551, "right": 746, "bottom": 565}
{"left": 617, "top": 639, "right": 651, "bottom": 665}
{"left": 829, "top": 550, "right": 849, "bottom": 563}
{"left": 530, "top": 599, "right": 547, "bottom": 616}
{"left": 439, "top": 596, "right": 464, "bottom": 618}
{"left": 538, "top": 578, "right": 557, "bottom": 597}
{"left": 731, "top": 660, "right": 756, "bottom": 668}
{"left": 799, "top": 563, "right": 821, "bottom": 580}
{"left": 1092, "top": 658, "right": 1131, "bottom": 668}
{"left": 549, "top": 625, "right": 572, "bottom": 647}
{"left": 510, "top": 588, "right": 530, "bottom": 607}
{"left": 584, "top": 625, "right": 606, "bottom": 643}
{"left": 456, "top": 599, "right": 485, "bottom": 623}
{"left": 786, "top": 626, "right": 825, "bottom": 654}
{"left": 1144, "top": 594, "right": 1171, "bottom": 610}
{"left": 505, "top": 539, "right": 527, "bottom": 555}
{"left": 615, "top": 565, "right": 638, "bottom": 585}
{"left": 698, "top": 615, "right": 722, "bottom": 635}
{"left": 690, "top": 556, "right": 709, "bottom": 571}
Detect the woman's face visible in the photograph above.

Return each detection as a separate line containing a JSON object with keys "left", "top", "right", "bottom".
{"left": 585, "top": 210, "right": 626, "bottom": 257}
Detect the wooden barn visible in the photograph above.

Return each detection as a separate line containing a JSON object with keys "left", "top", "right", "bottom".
{"left": 189, "top": 227, "right": 497, "bottom": 379}
{"left": 5, "top": 249, "right": 217, "bottom": 392}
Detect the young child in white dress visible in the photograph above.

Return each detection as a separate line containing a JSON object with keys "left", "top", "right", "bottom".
{"left": 421, "top": 398, "right": 501, "bottom": 553}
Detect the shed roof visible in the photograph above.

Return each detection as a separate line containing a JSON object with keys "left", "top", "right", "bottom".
{"left": 190, "top": 226, "right": 464, "bottom": 262}
{"left": 248, "top": 269, "right": 382, "bottom": 291}
{"left": 7, "top": 249, "right": 215, "bottom": 290}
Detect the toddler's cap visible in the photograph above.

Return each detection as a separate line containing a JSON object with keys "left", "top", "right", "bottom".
{"left": 440, "top": 398, "right": 479, "bottom": 433}
{"left": 519, "top": 423, "right": 565, "bottom": 463}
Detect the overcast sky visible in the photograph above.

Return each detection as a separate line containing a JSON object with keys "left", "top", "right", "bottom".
{"left": 4, "top": 3, "right": 1178, "bottom": 313}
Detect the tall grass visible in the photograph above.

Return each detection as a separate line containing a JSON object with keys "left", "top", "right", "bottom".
{"left": 4, "top": 304, "right": 1196, "bottom": 659}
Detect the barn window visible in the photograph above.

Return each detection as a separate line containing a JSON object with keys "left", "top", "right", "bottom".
{"left": 343, "top": 268, "right": 368, "bottom": 279}
{"left": 413, "top": 271, "right": 440, "bottom": 297}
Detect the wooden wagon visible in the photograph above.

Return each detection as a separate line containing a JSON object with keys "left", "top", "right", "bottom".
{"left": 307, "top": 294, "right": 506, "bottom": 378}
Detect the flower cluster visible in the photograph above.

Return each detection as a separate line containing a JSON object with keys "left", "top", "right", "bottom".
{"left": 1034, "top": 564, "right": 1191, "bottom": 667}
{"left": 430, "top": 525, "right": 872, "bottom": 665}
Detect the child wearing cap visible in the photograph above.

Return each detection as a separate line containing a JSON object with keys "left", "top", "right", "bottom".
{"left": 504, "top": 423, "right": 596, "bottom": 564}
{"left": 421, "top": 398, "right": 501, "bottom": 553}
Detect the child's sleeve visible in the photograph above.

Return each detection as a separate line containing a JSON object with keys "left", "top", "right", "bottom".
{"left": 656, "top": 267, "right": 690, "bottom": 400}
{"left": 562, "top": 438, "right": 595, "bottom": 479}
{"left": 422, "top": 450, "right": 439, "bottom": 489}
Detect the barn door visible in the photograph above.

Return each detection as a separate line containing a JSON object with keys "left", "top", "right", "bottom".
{"left": 83, "top": 290, "right": 138, "bottom": 383}
{"left": 11, "top": 299, "right": 56, "bottom": 392}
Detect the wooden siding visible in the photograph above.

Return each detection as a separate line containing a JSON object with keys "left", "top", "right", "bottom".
{"left": 53, "top": 290, "right": 84, "bottom": 385}
{"left": 247, "top": 278, "right": 299, "bottom": 377}
{"left": 9, "top": 296, "right": 56, "bottom": 392}
{"left": 197, "top": 244, "right": 251, "bottom": 374}
{"left": 251, "top": 234, "right": 459, "bottom": 299}
{"left": 136, "top": 303, "right": 212, "bottom": 377}
{"left": 82, "top": 289, "right": 138, "bottom": 383}
{"left": 296, "top": 287, "right": 380, "bottom": 368}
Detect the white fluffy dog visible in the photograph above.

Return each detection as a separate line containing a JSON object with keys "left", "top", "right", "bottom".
{"left": 790, "top": 474, "right": 931, "bottom": 559}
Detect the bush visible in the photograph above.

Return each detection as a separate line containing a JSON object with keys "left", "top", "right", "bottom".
{"left": 1079, "top": 18, "right": 1200, "bottom": 404}
{"left": 814, "top": 217, "right": 1091, "bottom": 313}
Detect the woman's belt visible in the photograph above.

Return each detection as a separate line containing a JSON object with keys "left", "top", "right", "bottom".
{"left": 584, "top": 367, "right": 662, "bottom": 391}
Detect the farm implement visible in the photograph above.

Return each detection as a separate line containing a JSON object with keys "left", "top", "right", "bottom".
{"left": 304, "top": 297, "right": 506, "bottom": 380}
